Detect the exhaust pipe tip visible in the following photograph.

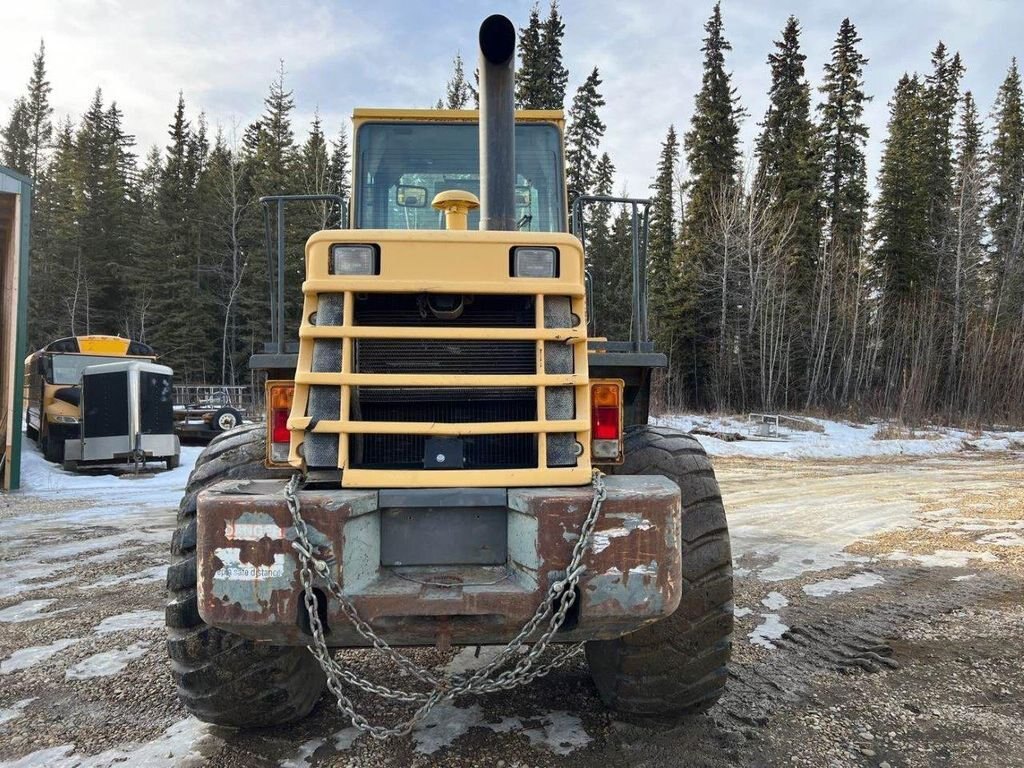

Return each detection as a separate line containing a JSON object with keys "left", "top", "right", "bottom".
{"left": 479, "top": 14, "right": 516, "bottom": 65}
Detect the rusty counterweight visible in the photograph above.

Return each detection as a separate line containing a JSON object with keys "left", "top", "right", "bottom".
{"left": 196, "top": 475, "right": 681, "bottom": 647}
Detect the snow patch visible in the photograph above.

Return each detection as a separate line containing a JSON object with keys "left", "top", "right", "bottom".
{"left": 0, "top": 599, "right": 67, "bottom": 623}
{"left": 733, "top": 606, "right": 753, "bottom": 618}
{"left": 19, "top": 442, "right": 202, "bottom": 509}
{"left": 0, "top": 638, "right": 80, "bottom": 674}
{"left": 413, "top": 701, "right": 484, "bottom": 755}
{"left": 280, "top": 738, "right": 325, "bottom": 768}
{"left": 65, "top": 642, "right": 149, "bottom": 680}
{"left": 0, "top": 698, "right": 34, "bottom": 726}
{"left": 761, "top": 591, "right": 788, "bottom": 610}
{"left": 749, "top": 614, "right": 788, "bottom": 650}
{"left": 952, "top": 573, "right": 977, "bottom": 581}
{"left": 332, "top": 727, "right": 362, "bottom": 751}
{"left": 886, "top": 549, "right": 999, "bottom": 568}
{"left": 94, "top": 610, "right": 164, "bottom": 634}
{"left": 445, "top": 646, "right": 506, "bottom": 677}
{"left": 0, "top": 716, "right": 219, "bottom": 768}
{"left": 975, "top": 532, "right": 1024, "bottom": 547}
{"left": 81, "top": 564, "right": 167, "bottom": 590}
{"left": 803, "top": 571, "right": 885, "bottom": 597}
{"left": 654, "top": 414, "right": 1024, "bottom": 460}
{"left": 408, "top": 700, "right": 591, "bottom": 756}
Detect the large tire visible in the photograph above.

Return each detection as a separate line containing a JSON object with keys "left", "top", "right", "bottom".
{"left": 166, "top": 422, "right": 326, "bottom": 727}
{"left": 585, "top": 425, "right": 733, "bottom": 721}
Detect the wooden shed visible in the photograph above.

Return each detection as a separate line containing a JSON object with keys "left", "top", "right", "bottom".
{"left": 1, "top": 166, "right": 31, "bottom": 491}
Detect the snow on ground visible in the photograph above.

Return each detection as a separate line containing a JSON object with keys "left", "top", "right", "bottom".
{"left": 64, "top": 643, "right": 149, "bottom": 680}
{"left": 0, "top": 717, "right": 218, "bottom": 768}
{"left": 749, "top": 614, "right": 789, "bottom": 650}
{"left": 654, "top": 414, "right": 1024, "bottom": 460}
{"left": 94, "top": 610, "right": 164, "bottom": 634}
{"left": 17, "top": 437, "right": 202, "bottom": 508}
{"left": 0, "top": 639, "right": 81, "bottom": 675}
{"left": 803, "top": 571, "right": 885, "bottom": 597}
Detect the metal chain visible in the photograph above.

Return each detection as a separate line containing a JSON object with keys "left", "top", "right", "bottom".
{"left": 284, "top": 469, "right": 608, "bottom": 739}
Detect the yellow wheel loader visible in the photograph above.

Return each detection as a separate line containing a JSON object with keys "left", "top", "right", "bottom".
{"left": 166, "top": 15, "right": 732, "bottom": 733}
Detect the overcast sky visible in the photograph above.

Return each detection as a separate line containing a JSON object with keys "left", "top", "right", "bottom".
{"left": 2, "top": 1, "right": 1022, "bottom": 198}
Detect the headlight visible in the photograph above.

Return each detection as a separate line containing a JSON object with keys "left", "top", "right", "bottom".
{"left": 53, "top": 415, "right": 79, "bottom": 424}
{"left": 331, "top": 244, "right": 378, "bottom": 275}
{"left": 512, "top": 247, "right": 558, "bottom": 278}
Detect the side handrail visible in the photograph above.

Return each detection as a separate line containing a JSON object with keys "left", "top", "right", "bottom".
{"left": 570, "top": 195, "right": 652, "bottom": 351}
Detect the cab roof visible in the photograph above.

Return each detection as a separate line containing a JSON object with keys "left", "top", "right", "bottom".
{"left": 352, "top": 108, "right": 564, "bottom": 130}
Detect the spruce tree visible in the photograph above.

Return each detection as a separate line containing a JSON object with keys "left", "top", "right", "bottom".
{"left": 25, "top": 41, "right": 53, "bottom": 180}
{"left": 947, "top": 91, "right": 987, "bottom": 387}
{"left": 442, "top": 53, "right": 473, "bottom": 109}
{"left": 540, "top": 1, "right": 569, "bottom": 109}
{"left": 1, "top": 99, "right": 32, "bottom": 174}
{"left": 921, "top": 43, "right": 964, "bottom": 258}
{"left": 328, "top": 126, "right": 350, "bottom": 226}
{"left": 873, "top": 74, "right": 929, "bottom": 299}
{"left": 298, "top": 111, "right": 332, "bottom": 228}
{"left": 987, "top": 58, "right": 1024, "bottom": 328}
{"left": 678, "top": 1, "right": 744, "bottom": 406}
{"left": 755, "top": 16, "right": 819, "bottom": 288}
{"left": 681, "top": 1, "right": 743, "bottom": 256}
{"left": 584, "top": 153, "right": 630, "bottom": 341}
{"left": 72, "top": 90, "right": 136, "bottom": 334}
{"left": 564, "top": 67, "right": 606, "bottom": 210}
{"left": 238, "top": 65, "right": 302, "bottom": 358}
{"left": 515, "top": 4, "right": 545, "bottom": 109}
{"left": 42, "top": 120, "right": 85, "bottom": 339}
{"left": 149, "top": 94, "right": 207, "bottom": 379}
{"left": 817, "top": 18, "right": 871, "bottom": 258}
{"left": 647, "top": 126, "right": 684, "bottom": 360}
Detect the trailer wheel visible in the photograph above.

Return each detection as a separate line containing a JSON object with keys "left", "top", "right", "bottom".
{"left": 166, "top": 424, "right": 325, "bottom": 727}
{"left": 165, "top": 453, "right": 180, "bottom": 471}
{"left": 585, "top": 425, "right": 733, "bottom": 721}
{"left": 211, "top": 406, "right": 243, "bottom": 434}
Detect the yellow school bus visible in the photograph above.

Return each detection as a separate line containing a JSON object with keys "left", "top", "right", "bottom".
{"left": 24, "top": 335, "right": 155, "bottom": 463}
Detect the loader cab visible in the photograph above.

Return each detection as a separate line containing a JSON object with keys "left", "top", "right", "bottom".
{"left": 24, "top": 335, "right": 155, "bottom": 463}
{"left": 350, "top": 109, "right": 567, "bottom": 233}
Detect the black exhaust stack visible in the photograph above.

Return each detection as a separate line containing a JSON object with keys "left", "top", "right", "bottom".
{"left": 478, "top": 14, "right": 516, "bottom": 231}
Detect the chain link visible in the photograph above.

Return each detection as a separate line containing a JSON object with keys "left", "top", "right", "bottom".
{"left": 284, "top": 470, "right": 608, "bottom": 739}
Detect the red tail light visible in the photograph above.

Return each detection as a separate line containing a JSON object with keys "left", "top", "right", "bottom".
{"left": 591, "top": 381, "right": 623, "bottom": 462}
{"left": 267, "top": 382, "right": 294, "bottom": 463}
{"left": 593, "top": 405, "right": 619, "bottom": 439}
{"left": 272, "top": 407, "right": 290, "bottom": 444}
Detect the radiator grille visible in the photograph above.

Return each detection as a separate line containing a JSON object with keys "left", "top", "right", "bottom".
{"left": 355, "top": 339, "right": 536, "bottom": 375}
{"left": 299, "top": 290, "right": 585, "bottom": 475}
{"left": 353, "top": 433, "right": 537, "bottom": 470}
{"left": 354, "top": 293, "right": 535, "bottom": 327}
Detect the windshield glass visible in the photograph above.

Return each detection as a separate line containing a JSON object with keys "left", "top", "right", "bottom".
{"left": 50, "top": 354, "right": 129, "bottom": 385}
{"left": 355, "top": 122, "right": 565, "bottom": 232}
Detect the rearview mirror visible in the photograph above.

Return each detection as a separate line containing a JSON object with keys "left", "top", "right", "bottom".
{"left": 396, "top": 185, "right": 428, "bottom": 208}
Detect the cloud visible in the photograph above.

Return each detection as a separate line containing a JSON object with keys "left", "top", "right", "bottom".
{"left": 2, "top": 0, "right": 1021, "bottom": 198}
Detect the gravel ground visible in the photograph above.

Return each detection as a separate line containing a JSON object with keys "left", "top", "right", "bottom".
{"left": 1, "top": 447, "right": 1022, "bottom": 767}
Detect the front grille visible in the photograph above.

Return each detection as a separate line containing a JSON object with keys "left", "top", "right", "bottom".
{"left": 353, "top": 433, "right": 537, "bottom": 470}
{"left": 355, "top": 339, "right": 535, "bottom": 375}
{"left": 299, "top": 289, "right": 584, "bottom": 475}
{"left": 354, "top": 387, "right": 535, "bottom": 420}
{"left": 354, "top": 293, "right": 535, "bottom": 327}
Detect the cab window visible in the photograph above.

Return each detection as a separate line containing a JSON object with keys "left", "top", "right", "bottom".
{"left": 356, "top": 122, "right": 565, "bottom": 232}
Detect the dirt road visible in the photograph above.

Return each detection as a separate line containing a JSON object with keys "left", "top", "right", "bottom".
{"left": 1, "top": 451, "right": 1022, "bottom": 767}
